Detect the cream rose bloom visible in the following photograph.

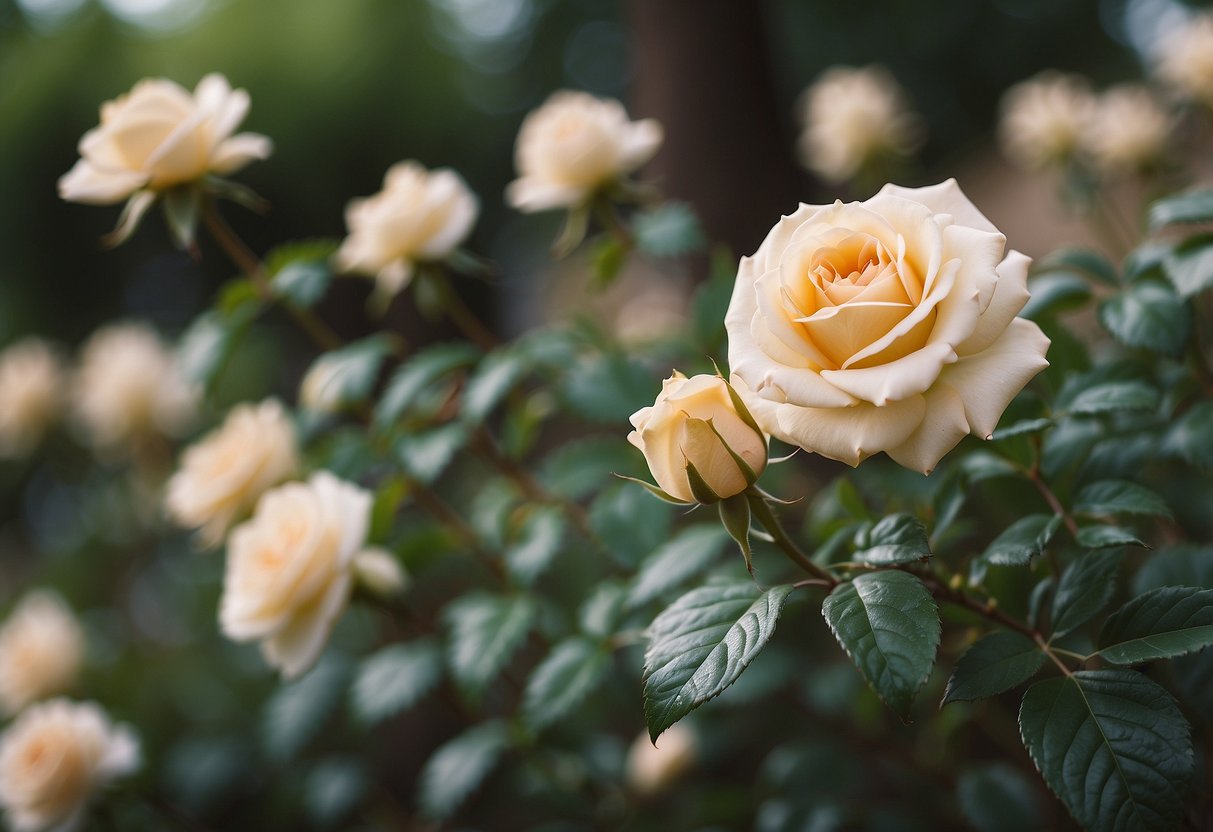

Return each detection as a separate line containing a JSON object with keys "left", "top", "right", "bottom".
{"left": 165, "top": 399, "right": 299, "bottom": 546}
{"left": 1083, "top": 85, "right": 1172, "bottom": 175}
{"left": 506, "top": 91, "right": 663, "bottom": 212}
{"left": 334, "top": 161, "right": 479, "bottom": 302}
{"left": 72, "top": 323, "right": 198, "bottom": 453}
{"left": 0, "top": 699, "right": 139, "bottom": 832}
{"left": 797, "top": 65, "right": 924, "bottom": 183}
{"left": 725, "top": 179, "right": 1050, "bottom": 474}
{"left": 628, "top": 372, "right": 767, "bottom": 504}
{"left": 0, "top": 593, "right": 85, "bottom": 716}
{"left": 0, "top": 340, "right": 63, "bottom": 459}
{"left": 625, "top": 724, "right": 696, "bottom": 796}
{"left": 58, "top": 73, "right": 271, "bottom": 205}
{"left": 1155, "top": 15, "right": 1213, "bottom": 106}
{"left": 999, "top": 72, "right": 1097, "bottom": 170}
{"left": 220, "top": 472, "right": 371, "bottom": 679}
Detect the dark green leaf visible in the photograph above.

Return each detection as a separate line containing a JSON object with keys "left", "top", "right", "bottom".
{"left": 1098, "top": 282, "right": 1191, "bottom": 357}
{"left": 461, "top": 347, "right": 530, "bottom": 423}
{"left": 852, "top": 513, "right": 931, "bottom": 565}
{"left": 163, "top": 186, "right": 201, "bottom": 249}
{"left": 504, "top": 505, "right": 566, "bottom": 586}
{"left": 1051, "top": 550, "right": 1122, "bottom": 638}
{"left": 262, "top": 656, "right": 352, "bottom": 762}
{"left": 1027, "top": 577, "right": 1056, "bottom": 631}
{"left": 302, "top": 335, "right": 394, "bottom": 411}
{"left": 444, "top": 594, "right": 536, "bottom": 699}
{"left": 375, "top": 342, "right": 480, "bottom": 428}
{"left": 588, "top": 482, "right": 673, "bottom": 568}
{"left": 942, "top": 631, "right": 1046, "bottom": 705}
{"left": 1149, "top": 189, "right": 1213, "bottom": 229}
{"left": 1063, "top": 381, "right": 1156, "bottom": 416}
{"left": 957, "top": 763, "right": 1047, "bottom": 832}
{"left": 305, "top": 757, "right": 368, "bottom": 827}
{"left": 589, "top": 236, "right": 626, "bottom": 288}
{"left": 981, "top": 514, "right": 1062, "bottom": 566}
{"left": 540, "top": 437, "right": 637, "bottom": 500}
{"left": 990, "top": 417, "right": 1054, "bottom": 440}
{"left": 1123, "top": 242, "right": 1171, "bottom": 282}
{"left": 1164, "top": 232, "right": 1213, "bottom": 297}
{"left": 628, "top": 525, "right": 730, "bottom": 609}
{"left": 177, "top": 310, "right": 249, "bottom": 386}
{"left": 1098, "top": 586, "right": 1213, "bottom": 665}
{"left": 558, "top": 352, "right": 653, "bottom": 424}
{"left": 1021, "top": 273, "right": 1091, "bottom": 320}
{"left": 418, "top": 720, "right": 510, "bottom": 820}
{"left": 1073, "top": 479, "right": 1171, "bottom": 519}
{"left": 579, "top": 581, "right": 629, "bottom": 638}
{"left": 643, "top": 582, "right": 794, "bottom": 740}
{"left": 395, "top": 424, "right": 469, "bottom": 484}
{"left": 1165, "top": 401, "right": 1213, "bottom": 471}
{"left": 822, "top": 571, "right": 939, "bottom": 718}
{"left": 1075, "top": 525, "right": 1146, "bottom": 549}
{"left": 1034, "top": 247, "right": 1119, "bottom": 286}
{"left": 1019, "top": 670, "right": 1193, "bottom": 832}
{"left": 632, "top": 202, "right": 706, "bottom": 257}
{"left": 271, "top": 260, "right": 332, "bottom": 308}
{"left": 350, "top": 640, "right": 443, "bottom": 726}
{"left": 522, "top": 638, "right": 610, "bottom": 731}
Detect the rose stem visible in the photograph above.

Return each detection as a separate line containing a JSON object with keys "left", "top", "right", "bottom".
{"left": 427, "top": 266, "right": 499, "bottom": 351}
{"left": 200, "top": 200, "right": 343, "bottom": 352}
{"left": 745, "top": 490, "right": 838, "bottom": 587}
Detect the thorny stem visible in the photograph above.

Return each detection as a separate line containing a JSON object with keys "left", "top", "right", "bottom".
{"left": 745, "top": 490, "right": 838, "bottom": 587}
{"left": 200, "top": 201, "right": 343, "bottom": 352}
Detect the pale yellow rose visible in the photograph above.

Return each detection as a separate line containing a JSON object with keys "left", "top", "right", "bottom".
{"left": 506, "top": 91, "right": 663, "bottom": 212}
{"left": 625, "top": 724, "right": 696, "bottom": 796}
{"left": 796, "top": 65, "right": 924, "bottom": 183}
{"left": 1083, "top": 85, "right": 1172, "bottom": 175}
{"left": 58, "top": 73, "right": 271, "bottom": 205}
{"left": 0, "top": 699, "right": 139, "bottom": 832}
{"left": 165, "top": 399, "right": 299, "bottom": 546}
{"left": 999, "top": 72, "right": 1097, "bottom": 170}
{"left": 0, "top": 340, "right": 63, "bottom": 459}
{"left": 726, "top": 179, "right": 1050, "bottom": 474}
{"left": 0, "top": 592, "right": 84, "bottom": 716}
{"left": 1155, "top": 15, "right": 1213, "bottom": 107}
{"left": 220, "top": 471, "right": 371, "bottom": 678}
{"left": 351, "top": 548, "right": 408, "bottom": 598}
{"left": 628, "top": 372, "right": 767, "bottom": 504}
{"left": 72, "top": 322, "right": 198, "bottom": 454}
{"left": 334, "top": 161, "right": 479, "bottom": 302}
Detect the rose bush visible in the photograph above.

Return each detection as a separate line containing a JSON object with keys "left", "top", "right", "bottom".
{"left": 726, "top": 179, "right": 1050, "bottom": 473}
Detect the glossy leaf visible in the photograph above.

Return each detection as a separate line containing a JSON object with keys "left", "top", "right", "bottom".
{"left": 643, "top": 582, "right": 794, "bottom": 740}
{"left": 444, "top": 594, "right": 536, "bottom": 699}
{"left": 262, "top": 656, "right": 352, "bottom": 762}
{"left": 1073, "top": 479, "right": 1171, "bottom": 519}
{"left": 461, "top": 347, "right": 530, "bottom": 423}
{"left": 1098, "top": 282, "right": 1190, "bottom": 357}
{"left": 822, "top": 571, "right": 939, "bottom": 718}
{"left": 418, "top": 720, "right": 510, "bottom": 820}
{"left": 632, "top": 201, "right": 706, "bottom": 257}
{"left": 1019, "top": 670, "right": 1193, "bottom": 832}
{"left": 504, "top": 505, "right": 566, "bottom": 586}
{"left": 942, "top": 631, "right": 1046, "bottom": 705}
{"left": 350, "top": 640, "right": 443, "bottom": 726}
{"left": 628, "top": 524, "right": 729, "bottom": 609}
{"left": 1098, "top": 586, "right": 1213, "bottom": 665}
{"left": 522, "top": 637, "right": 610, "bottom": 731}
{"left": 375, "top": 342, "right": 480, "bottom": 428}
{"left": 1063, "top": 381, "right": 1156, "bottom": 416}
{"left": 981, "top": 514, "right": 1062, "bottom": 566}
{"left": 852, "top": 513, "right": 931, "bottom": 565}
{"left": 1165, "top": 401, "right": 1213, "bottom": 471}
{"left": 1164, "top": 231, "right": 1213, "bottom": 297}
{"left": 1075, "top": 524, "right": 1146, "bottom": 549}
{"left": 1051, "top": 550, "right": 1122, "bottom": 638}
{"left": 395, "top": 424, "right": 469, "bottom": 484}
{"left": 1149, "top": 188, "right": 1213, "bottom": 229}
{"left": 1021, "top": 273, "right": 1091, "bottom": 320}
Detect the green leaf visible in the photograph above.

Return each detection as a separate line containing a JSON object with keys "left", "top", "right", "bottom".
{"left": 1073, "top": 479, "right": 1172, "bottom": 519}
{"left": 162, "top": 186, "right": 201, "bottom": 249}
{"left": 643, "top": 582, "right": 794, "bottom": 741}
{"left": 588, "top": 236, "right": 626, "bottom": 288}
{"left": 522, "top": 638, "right": 610, "bottom": 731}
{"left": 1034, "top": 247, "right": 1119, "bottom": 286}
{"left": 1051, "top": 550, "right": 1122, "bottom": 639}
{"left": 1149, "top": 188, "right": 1213, "bottom": 229}
{"left": 1075, "top": 525, "right": 1146, "bottom": 549}
{"left": 981, "top": 514, "right": 1062, "bottom": 566}
{"left": 822, "top": 571, "right": 940, "bottom": 719}
{"left": 461, "top": 347, "right": 530, "bottom": 423}
{"left": 558, "top": 352, "right": 654, "bottom": 424}
{"left": 1019, "top": 670, "right": 1193, "bottom": 832}
{"left": 957, "top": 763, "right": 1046, "bottom": 832}
{"left": 271, "top": 259, "right": 332, "bottom": 308}
{"left": 504, "top": 505, "right": 566, "bottom": 586}
{"left": 632, "top": 202, "right": 706, "bottom": 257}
{"left": 418, "top": 720, "right": 510, "bottom": 820}
{"left": 1098, "top": 586, "right": 1213, "bottom": 665}
{"left": 1124, "top": 242, "right": 1171, "bottom": 282}
{"left": 990, "top": 417, "right": 1054, "bottom": 441}
{"left": 350, "top": 640, "right": 443, "bottom": 726}
{"left": 941, "top": 631, "right": 1046, "bottom": 705}
{"left": 1098, "top": 282, "right": 1191, "bottom": 357}
{"left": 1165, "top": 400, "right": 1213, "bottom": 471}
{"left": 444, "top": 594, "right": 536, "bottom": 699}
{"left": 1062, "top": 381, "right": 1157, "bottom": 416}
{"left": 176, "top": 310, "right": 249, "bottom": 386}
{"left": 1164, "top": 232, "right": 1213, "bottom": 297}
{"left": 852, "top": 513, "right": 931, "bottom": 565}
{"left": 262, "top": 656, "right": 352, "bottom": 762}
{"left": 395, "top": 424, "right": 469, "bottom": 484}
{"left": 578, "top": 581, "right": 629, "bottom": 638}
{"left": 628, "top": 524, "right": 730, "bottom": 609}
{"left": 1021, "top": 273, "right": 1092, "bottom": 320}
{"left": 541, "top": 437, "right": 637, "bottom": 500}
{"left": 305, "top": 757, "right": 368, "bottom": 827}
{"left": 375, "top": 342, "right": 481, "bottom": 429}
{"left": 588, "top": 482, "right": 673, "bottom": 568}
{"left": 302, "top": 335, "right": 394, "bottom": 411}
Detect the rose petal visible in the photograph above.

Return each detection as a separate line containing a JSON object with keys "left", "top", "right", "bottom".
{"left": 618, "top": 118, "right": 664, "bottom": 171}
{"left": 756, "top": 395, "right": 927, "bottom": 467}
{"left": 505, "top": 177, "right": 587, "bottom": 211}
{"left": 211, "top": 133, "right": 273, "bottom": 174}
{"left": 57, "top": 160, "right": 147, "bottom": 205}
{"left": 885, "top": 381, "right": 971, "bottom": 474}
{"left": 939, "top": 317, "right": 1050, "bottom": 438}
{"left": 415, "top": 172, "right": 478, "bottom": 258}
{"left": 261, "top": 575, "right": 352, "bottom": 680}
{"left": 878, "top": 178, "right": 1000, "bottom": 235}
{"left": 941, "top": 221, "right": 1005, "bottom": 314}
{"left": 957, "top": 249, "right": 1032, "bottom": 356}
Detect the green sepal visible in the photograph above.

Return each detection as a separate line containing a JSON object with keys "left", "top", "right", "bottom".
{"left": 552, "top": 203, "right": 590, "bottom": 258}
{"left": 721, "top": 373, "right": 766, "bottom": 441}
{"left": 102, "top": 190, "right": 157, "bottom": 248}
{"left": 683, "top": 453, "right": 723, "bottom": 504}
{"left": 718, "top": 493, "right": 755, "bottom": 575}
{"left": 205, "top": 175, "right": 270, "bottom": 213}
{"left": 162, "top": 185, "right": 202, "bottom": 251}
{"left": 612, "top": 474, "right": 690, "bottom": 506}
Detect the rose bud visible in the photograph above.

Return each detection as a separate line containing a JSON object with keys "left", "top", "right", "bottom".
{"left": 627, "top": 372, "right": 768, "bottom": 504}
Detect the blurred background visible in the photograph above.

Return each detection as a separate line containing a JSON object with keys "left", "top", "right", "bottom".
{"left": 0, "top": 0, "right": 1199, "bottom": 349}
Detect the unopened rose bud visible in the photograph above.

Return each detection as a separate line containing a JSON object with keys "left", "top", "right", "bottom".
{"left": 353, "top": 548, "right": 408, "bottom": 598}
{"left": 627, "top": 372, "right": 767, "bottom": 504}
